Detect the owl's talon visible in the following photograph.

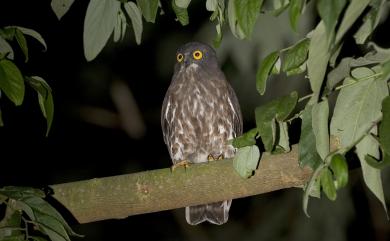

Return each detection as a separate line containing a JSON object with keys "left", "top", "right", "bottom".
{"left": 207, "top": 154, "right": 224, "bottom": 161}
{"left": 171, "top": 160, "right": 191, "bottom": 172}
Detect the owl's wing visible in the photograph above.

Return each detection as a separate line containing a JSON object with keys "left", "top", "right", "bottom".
{"left": 226, "top": 83, "right": 243, "bottom": 137}
{"left": 161, "top": 94, "right": 172, "bottom": 146}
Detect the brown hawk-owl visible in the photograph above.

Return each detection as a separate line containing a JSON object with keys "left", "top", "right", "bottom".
{"left": 161, "top": 42, "right": 243, "bottom": 225}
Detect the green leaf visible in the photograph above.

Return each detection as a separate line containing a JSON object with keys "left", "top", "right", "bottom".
{"left": 0, "top": 59, "right": 25, "bottom": 106}
{"left": 299, "top": 105, "right": 322, "bottom": 169}
{"left": 381, "top": 58, "right": 390, "bottom": 81}
{"left": 255, "top": 91, "right": 297, "bottom": 152}
{"left": 317, "top": 0, "right": 346, "bottom": 36}
{"left": 0, "top": 27, "right": 15, "bottom": 40}
{"left": 365, "top": 153, "right": 390, "bottom": 169}
{"left": 330, "top": 75, "right": 388, "bottom": 147}
{"left": 335, "top": 0, "right": 371, "bottom": 44}
{"left": 0, "top": 107, "right": 3, "bottom": 127}
{"left": 113, "top": 11, "right": 122, "bottom": 43}
{"left": 311, "top": 99, "right": 329, "bottom": 159}
{"left": 275, "top": 121, "right": 290, "bottom": 152}
{"left": 234, "top": 0, "right": 264, "bottom": 39}
{"left": 206, "top": 0, "right": 218, "bottom": 11}
{"left": 51, "top": 0, "right": 75, "bottom": 20}
{"left": 136, "top": 0, "right": 159, "bottom": 23}
{"left": 227, "top": 0, "right": 245, "bottom": 39}
{"left": 0, "top": 36, "right": 14, "bottom": 60}
{"left": 330, "top": 154, "right": 348, "bottom": 189}
{"left": 124, "top": 2, "right": 143, "bottom": 45}
{"left": 22, "top": 196, "right": 81, "bottom": 238}
{"left": 326, "top": 57, "right": 352, "bottom": 90}
{"left": 175, "top": 0, "right": 191, "bottom": 8}
{"left": 354, "top": 0, "right": 384, "bottom": 44}
{"left": 282, "top": 38, "right": 309, "bottom": 72}
{"left": 171, "top": 0, "right": 189, "bottom": 26}
{"left": 320, "top": 168, "right": 337, "bottom": 201}
{"left": 380, "top": 96, "right": 390, "bottom": 155}
{"left": 0, "top": 186, "right": 45, "bottom": 199}
{"left": 233, "top": 145, "right": 260, "bottom": 178}
{"left": 286, "top": 61, "right": 306, "bottom": 76}
{"left": 232, "top": 128, "right": 258, "bottom": 148}
{"left": 83, "top": 0, "right": 120, "bottom": 61}
{"left": 289, "top": 0, "right": 304, "bottom": 32}
{"left": 13, "top": 26, "right": 47, "bottom": 51}
{"left": 14, "top": 29, "right": 28, "bottom": 62}
{"left": 271, "top": 0, "right": 289, "bottom": 16}
{"left": 356, "top": 134, "right": 388, "bottom": 217}
{"left": 26, "top": 76, "right": 54, "bottom": 136}
{"left": 307, "top": 21, "right": 330, "bottom": 100}
{"left": 256, "top": 51, "right": 279, "bottom": 95}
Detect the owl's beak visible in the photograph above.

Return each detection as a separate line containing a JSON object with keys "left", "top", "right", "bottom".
{"left": 184, "top": 59, "right": 190, "bottom": 67}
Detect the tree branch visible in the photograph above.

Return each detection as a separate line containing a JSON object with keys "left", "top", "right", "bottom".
{"left": 50, "top": 144, "right": 312, "bottom": 224}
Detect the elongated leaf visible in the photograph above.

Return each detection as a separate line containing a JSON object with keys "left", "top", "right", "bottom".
{"left": 206, "top": 0, "right": 218, "bottom": 11}
{"left": 317, "top": 0, "right": 346, "bottom": 36}
{"left": 356, "top": 134, "right": 388, "bottom": 217}
{"left": 232, "top": 128, "right": 258, "bottom": 148}
{"left": 0, "top": 59, "right": 25, "bottom": 106}
{"left": 137, "top": 0, "right": 159, "bottom": 23}
{"left": 299, "top": 105, "right": 322, "bottom": 169}
{"left": 330, "top": 75, "right": 388, "bottom": 147}
{"left": 227, "top": 0, "right": 245, "bottom": 39}
{"left": 256, "top": 51, "right": 279, "bottom": 95}
{"left": 113, "top": 12, "right": 121, "bottom": 43}
{"left": 172, "top": 0, "right": 189, "bottom": 26}
{"left": 271, "top": 0, "right": 289, "bottom": 16}
{"left": 0, "top": 36, "right": 14, "bottom": 59}
{"left": 311, "top": 99, "right": 329, "bottom": 159}
{"left": 234, "top": 0, "right": 264, "bottom": 39}
{"left": 289, "top": 0, "right": 304, "bottom": 32}
{"left": 13, "top": 26, "right": 47, "bottom": 51}
{"left": 320, "top": 168, "right": 337, "bottom": 201}
{"left": 380, "top": 96, "right": 390, "bottom": 155}
{"left": 365, "top": 153, "right": 390, "bottom": 169}
{"left": 14, "top": 29, "right": 28, "bottom": 62}
{"left": 335, "top": 0, "right": 371, "bottom": 43}
{"left": 307, "top": 21, "right": 330, "bottom": 100}
{"left": 326, "top": 57, "right": 352, "bottom": 90}
{"left": 51, "top": 0, "right": 75, "bottom": 20}
{"left": 282, "top": 38, "right": 310, "bottom": 72}
{"left": 0, "top": 186, "right": 45, "bottom": 199}
{"left": 175, "top": 0, "right": 191, "bottom": 8}
{"left": 26, "top": 76, "right": 54, "bottom": 136}
{"left": 354, "top": 0, "right": 385, "bottom": 44}
{"left": 124, "top": 2, "right": 143, "bottom": 45}
{"left": 275, "top": 121, "right": 290, "bottom": 152}
{"left": 233, "top": 145, "right": 260, "bottom": 178}
{"left": 83, "top": 0, "right": 120, "bottom": 61}
{"left": 255, "top": 91, "right": 297, "bottom": 152}
{"left": 330, "top": 154, "right": 348, "bottom": 189}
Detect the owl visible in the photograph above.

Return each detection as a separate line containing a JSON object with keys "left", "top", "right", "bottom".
{"left": 161, "top": 42, "right": 243, "bottom": 225}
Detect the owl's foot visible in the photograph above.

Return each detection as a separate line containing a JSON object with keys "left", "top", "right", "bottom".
{"left": 207, "top": 154, "right": 224, "bottom": 161}
{"left": 171, "top": 160, "right": 191, "bottom": 172}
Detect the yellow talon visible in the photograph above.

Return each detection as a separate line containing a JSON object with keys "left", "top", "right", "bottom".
{"left": 171, "top": 160, "right": 191, "bottom": 171}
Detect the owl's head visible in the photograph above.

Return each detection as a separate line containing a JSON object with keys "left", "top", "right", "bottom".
{"left": 175, "top": 42, "right": 218, "bottom": 71}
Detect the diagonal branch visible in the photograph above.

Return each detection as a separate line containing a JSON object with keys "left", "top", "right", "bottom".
{"left": 50, "top": 144, "right": 312, "bottom": 224}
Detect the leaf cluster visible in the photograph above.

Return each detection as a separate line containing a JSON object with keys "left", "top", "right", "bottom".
{"left": 0, "top": 186, "right": 81, "bottom": 241}
{"left": 0, "top": 26, "right": 53, "bottom": 135}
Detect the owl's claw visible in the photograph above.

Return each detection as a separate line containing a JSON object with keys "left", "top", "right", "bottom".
{"left": 171, "top": 160, "right": 191, "bottom": 172}
{"left": 207, "top": 154, "right": 224, "bottom": 161}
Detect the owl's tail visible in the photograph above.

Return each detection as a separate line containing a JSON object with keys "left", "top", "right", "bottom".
{"left": 185, "top": 200, "right": 232, "bottom": 225}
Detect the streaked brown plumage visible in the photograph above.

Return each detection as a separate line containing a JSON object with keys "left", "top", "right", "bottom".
{"left": 161, "top": 42, "right": 242, "bottom": 225}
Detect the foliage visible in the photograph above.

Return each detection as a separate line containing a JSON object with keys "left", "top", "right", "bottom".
{"left": 0, "top": 26, "right": 53, "bottom": 135}
{"left": 0, "top": 186, "right": 81, "bottom": 241}
{"left": 49, "top": 0, "right": 390, "bottom": 218}
{"left": 1, "top": 1, "right": 390, "bottom": 240}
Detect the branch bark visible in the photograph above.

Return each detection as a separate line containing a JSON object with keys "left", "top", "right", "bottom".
{"left": 51, "top": 144, "right": 312, "bottom": 224}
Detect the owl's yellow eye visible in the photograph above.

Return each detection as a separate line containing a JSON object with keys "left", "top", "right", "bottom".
{"left": 193, "top": 50, "right": 203, "bottom": 60}
{"left": 177, "top": 53, "right": 184, "bottom": 62}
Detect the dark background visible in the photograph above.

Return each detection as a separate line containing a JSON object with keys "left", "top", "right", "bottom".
{"left": 1, "top": 1, "right": 389, "bottom": 240}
